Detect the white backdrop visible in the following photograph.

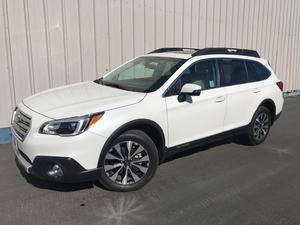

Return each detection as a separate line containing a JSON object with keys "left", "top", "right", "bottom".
{"left": 0, "top": 0, "right": 300, "bottom": 127}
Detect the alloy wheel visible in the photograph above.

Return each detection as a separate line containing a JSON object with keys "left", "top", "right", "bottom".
{"left": 103, "top": 141, "right": 150, "bottom": 185}
{"left": 253, "top": 112, "right": 270, "bottom": 141}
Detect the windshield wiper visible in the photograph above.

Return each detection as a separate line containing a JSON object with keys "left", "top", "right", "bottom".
{"left": 94, "top": 77, "right": 104, "bottom": 84}
{"left": 94, "top": 78, "right": 144, "bottom": 92}
{"left": 103, "top": 82, "right": 124, "bottom": 89}
{"left": 96, "top": 79, "right": 131, "bottom": 91}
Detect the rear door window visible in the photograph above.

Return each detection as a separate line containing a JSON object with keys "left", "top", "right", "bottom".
{"left": 246, "top": 61, "right": 271, "bottom": 82}
{"left": 218, "top": 59, "right": 248, "bottom": 86}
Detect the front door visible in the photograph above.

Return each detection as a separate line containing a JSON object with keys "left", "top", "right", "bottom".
{"left": 165, "top": 59, "right": 226, "bottom": 147}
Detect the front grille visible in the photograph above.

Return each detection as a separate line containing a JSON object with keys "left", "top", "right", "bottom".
{"left": 12, "top": 109, "right": 32, "bottom": 141}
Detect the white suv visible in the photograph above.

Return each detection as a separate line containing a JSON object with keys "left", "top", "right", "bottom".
{"left": 11, "top": 48, "right": 284, "bottom": 191}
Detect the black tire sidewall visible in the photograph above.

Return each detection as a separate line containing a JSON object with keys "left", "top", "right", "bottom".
{"left": 98, "top": 130, "right": 159, "bottom": 192}
{"left": 248, "top": 106, "right": 272, "bottom": 145}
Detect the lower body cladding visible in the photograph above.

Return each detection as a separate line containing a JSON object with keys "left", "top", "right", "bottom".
{"left": 16, "top": 153, "right": 101, "bottom": 182}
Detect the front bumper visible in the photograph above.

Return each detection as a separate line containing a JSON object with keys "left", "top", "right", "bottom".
{"left": 11, "top": 102, "right": 107, "bottom": 183}
{"left": 13, "top": 139, "right": 101, "bottom": 182}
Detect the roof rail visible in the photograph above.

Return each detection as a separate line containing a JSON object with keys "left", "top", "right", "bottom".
{"left": 148, "top": 47, "right": 260, "bottom": 58}
{"left": 149, "top": 48, "right": 200, "bottom": 54}
{"left": 192, "top": 48, "right": 260, "bottom": 58}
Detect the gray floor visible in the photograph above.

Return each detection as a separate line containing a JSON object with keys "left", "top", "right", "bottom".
{"left": 1, "top": 97, "right": 300, "bottom": 225}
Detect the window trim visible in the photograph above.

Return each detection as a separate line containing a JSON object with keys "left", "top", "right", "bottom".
{"left": 163, "top": 58, "right": 221, "bottom": 97}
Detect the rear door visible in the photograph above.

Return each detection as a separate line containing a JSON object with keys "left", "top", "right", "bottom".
{"left": 218, "top": 58, "right": 258, "bottom": 131}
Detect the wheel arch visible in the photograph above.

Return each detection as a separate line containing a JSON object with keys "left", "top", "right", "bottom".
{"left": 98, "top": 119, "right": 166, "bottom": 167}
{"left": 257, "top": 98, "right": 276, "bottom": 125}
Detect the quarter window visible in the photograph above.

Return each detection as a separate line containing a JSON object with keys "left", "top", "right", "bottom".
{"left": 246, "top": 61, "right": 271, "bottom": 82}
{"left": 219, "top": 59, "right": 248, "bottom": 86}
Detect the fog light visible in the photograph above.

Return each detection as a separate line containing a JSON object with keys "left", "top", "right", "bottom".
{"left": 48, "top": 164, "right": 63, "bottom": 178}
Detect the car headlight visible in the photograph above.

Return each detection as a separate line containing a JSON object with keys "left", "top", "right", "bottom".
{"left": 39, "top": 113, "right": 104, "bottom": 136}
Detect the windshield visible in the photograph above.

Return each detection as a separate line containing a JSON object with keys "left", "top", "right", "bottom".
{"left": 95, "top": 56, "right": 186, "bottom": 92}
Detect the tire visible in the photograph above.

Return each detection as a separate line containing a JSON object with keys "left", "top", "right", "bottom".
{"left": 98, "top": 130, "right": 159, "bottom": 192}
{"left": 242, "top": 106, "right": 272, "bottom": 146}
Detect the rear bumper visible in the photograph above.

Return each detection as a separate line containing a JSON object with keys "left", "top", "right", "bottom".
{"left": 274, "top": 112, "right": 282, "bottom": 123}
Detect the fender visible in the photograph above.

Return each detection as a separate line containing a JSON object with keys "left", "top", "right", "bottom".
{"left": 97, "top": 119, "right": 166, "bottom": 167}
{"left": 256, "top": 98, "right": 276, "bottom": 124}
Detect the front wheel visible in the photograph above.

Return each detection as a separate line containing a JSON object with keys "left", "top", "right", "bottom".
{"left": 242, "top": 106, "right": 272, "bottom": 145}
{"left": 98, "top": 130, "right": 158, "bottom": 192}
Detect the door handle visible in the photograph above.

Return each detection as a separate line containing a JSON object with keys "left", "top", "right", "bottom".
{"left": 215, "top": 96, "right": 225, "bottom": 103}
{"left": 253, "top": 88, "right": 261, "bottom": 93}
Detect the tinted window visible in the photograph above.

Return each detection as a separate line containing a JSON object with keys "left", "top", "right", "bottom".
{"left": 246, "top": 61, "right": 271, "bottom": 82}
{"left": 167, "top": 59, "right": 220, "bottom": 96}
{"left": 219, "top": 59, "right": 248, "bottom": 86}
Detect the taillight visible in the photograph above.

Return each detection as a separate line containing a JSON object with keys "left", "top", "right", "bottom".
{"left": 276, "top": 81, "right": 283, "bottom": 91}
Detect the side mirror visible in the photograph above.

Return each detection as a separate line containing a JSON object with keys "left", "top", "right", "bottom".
{"left": 177, "top": 83, "right": 202, "bottom": 102}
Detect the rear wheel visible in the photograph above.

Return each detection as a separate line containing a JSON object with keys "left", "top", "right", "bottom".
{"left": 98, "top": 130, "right": 158, "bottom": 192}
{"left": 242, "top": 106, "right": 272, "bottom": 145}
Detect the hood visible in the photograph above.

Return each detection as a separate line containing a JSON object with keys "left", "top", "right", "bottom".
{"left": 23, "top": 81, "right": 146, "bottom": 119}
